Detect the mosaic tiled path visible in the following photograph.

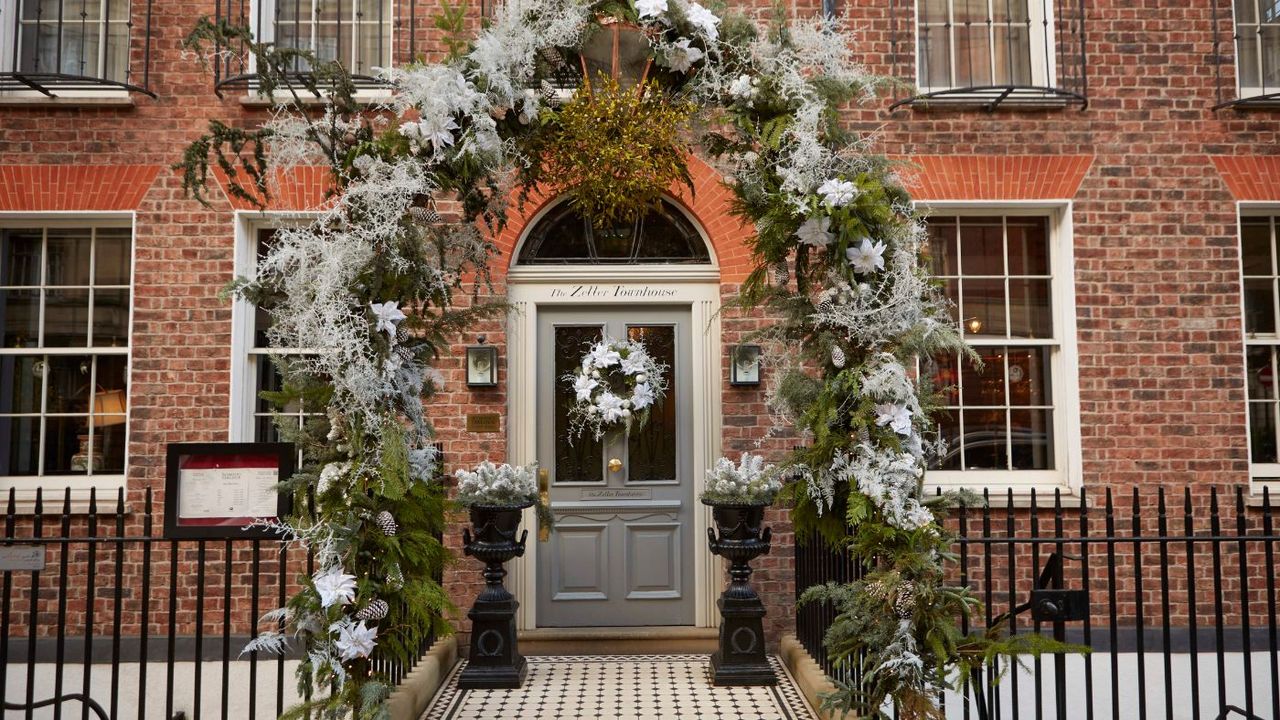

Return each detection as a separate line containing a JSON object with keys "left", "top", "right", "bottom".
{"left": 422, "top": 654, "right": 818, "bottom": 720}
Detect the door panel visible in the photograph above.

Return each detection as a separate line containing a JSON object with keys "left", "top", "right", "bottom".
{"left": 536, "top": 307, "right": 695, "bottom": 627}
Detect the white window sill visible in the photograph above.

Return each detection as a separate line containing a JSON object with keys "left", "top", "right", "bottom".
{"left": 0, "top": 93, "right": 134, "bottom": 108}
{"left": 238, "top": 89, "right": 392, "bottom": 108}
{"left": 926, "top": 471, "right": 1081, "bottom": 508}
{"left": 0, "top": 476, "right": 127, "bottom": 515}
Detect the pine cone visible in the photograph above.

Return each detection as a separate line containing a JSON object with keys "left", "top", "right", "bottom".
{"left": 375, "top": 510, "right": 399, "bottom": 536}
{"left": 408, "top": 206, "right": 441, "bottom": 224}
{"left": 864, "top": 579, "right": 889, "bottom": 600}
{"left": 772, "top": 261, "right": 789, "bottom": 286}
{"left": 396, "top": 325, "right": 411, "bottom": 343}
{"left": 540, "top": 46, "right": 566, "bottom": 70}
{"left": 894, "top": 583, "right": 917, "bottom": 619}
{"left": 385, "top": 563, "right": 404, "bottom": 590}
{"left": 541, "top": 79, "right": 559, "bottom": 104}
{"left": 356, "top": 598, "right": 390, "bottom": 621}
{"left": 816, "top": 297, "right": 834, "bottom": 315}
{"left": 831, "top": 345, "right": 846, "bottom": 368}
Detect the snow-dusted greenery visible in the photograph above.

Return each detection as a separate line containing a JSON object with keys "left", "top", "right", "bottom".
{"left": 178, "top": 0, "right": 1070, "bottom": 716}
{"left": 454, "top": 461, "right": 539, "bottom": 507}
{"left": 701, "top": 452, "right": 782, "bottom": 505}
{"left": 564, "top": 336, "right": 669, "bottom": 441}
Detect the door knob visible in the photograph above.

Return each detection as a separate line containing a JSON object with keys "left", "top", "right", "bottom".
{"left": 608, "top": 458, "right": 623, "bottom": 473}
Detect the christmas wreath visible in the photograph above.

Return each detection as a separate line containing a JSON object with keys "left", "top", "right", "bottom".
{"left": 565, "top": 336, "right": 668, "bottom": 440}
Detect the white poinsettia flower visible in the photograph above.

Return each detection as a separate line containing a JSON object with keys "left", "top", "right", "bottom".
{"left": 332, "top": 619, "right": 378, "bottom": 661}
{"left": 685, "top": 2, "right": 720, "bottom": 40}
{"left": 818, "top": 178, "right": 859, "bottom": 207}
{"left": 665, "top": 38, "right": 704, "bottom": 73}
{"left": 370, "top": 301, "right": 407, "bottom": 336}
{"left": 729, "top": 74, "right": 757, "bottom": 101}
{"left": 874, "top": 403, "right": 914, "bottom": 436}
{"left": 588, "top": 342, "right": 622, "bottom": 368}
{"left": 636, "top": 0, "right": 668, "bottom": 19}
{"left": 418, "top": 112, "right": 459, "bottom": 151}
{"left": 632, "top": 382, "right": 655, "bottom": 409}
{"left": 619, "top": 352, "right": 649, "bottom": 375}
{"left": 846, "top": 237, "right": 887, "bottom": 274}
{"left": 573, "top": 373, "right": 598, "bottom": 401}
{"left": 312, "top": 565, "right": 358, "bottom": 608}
{"left": 796, "top": 217, "right": 833, "bottom": 247}
{"left": 596, "top": 392, "right": 627, "bottom": 423}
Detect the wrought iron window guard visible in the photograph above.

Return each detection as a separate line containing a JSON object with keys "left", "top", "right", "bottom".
{"left": 210, "top": 0, "right": 420, "bottom": 97}
{"left": 886, "top": 0, "right": 1088, "bottom": 112}
{"left": 1211, "top": 0, "right": 1280, "bottom": 111}
{"left": 0, "top": 0, "right": 155, "bottom": 98}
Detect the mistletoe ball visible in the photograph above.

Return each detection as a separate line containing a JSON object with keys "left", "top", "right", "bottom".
{"left": 565, "top": 337, "right": 668, "bottom": 441}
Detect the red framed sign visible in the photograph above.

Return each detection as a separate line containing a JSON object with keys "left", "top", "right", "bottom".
{"left": 164, "top": 443, "right": 295, "bottom": 539}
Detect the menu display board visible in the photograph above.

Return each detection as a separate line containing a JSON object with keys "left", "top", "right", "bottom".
{"left": 164, "top": 443, "right": 294, "bottom": 539}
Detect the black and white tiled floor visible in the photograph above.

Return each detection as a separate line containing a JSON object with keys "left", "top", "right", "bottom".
{"left": 422, "top": 654, "right": 817, "bottom": 720}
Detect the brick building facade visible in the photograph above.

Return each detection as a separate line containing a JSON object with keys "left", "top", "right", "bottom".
{"left": 1, "top": 0, "right": 1278, "bottom": 681}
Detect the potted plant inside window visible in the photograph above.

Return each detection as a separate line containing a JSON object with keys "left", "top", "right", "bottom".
{"left": 700, "top": 452, "right": 782, "bottom": 686}
{"left": 453, "top": 461, "right": 551, "bottom": 688}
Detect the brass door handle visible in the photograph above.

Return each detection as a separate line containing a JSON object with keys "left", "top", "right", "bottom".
{"left": 608, "top": 458, "right": 623, "bottom": 473}
{"left": 538, "top": 468, "right": 550, "bottom": 542}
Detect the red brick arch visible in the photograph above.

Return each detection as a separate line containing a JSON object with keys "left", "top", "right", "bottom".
{"left": 492, "top": 154, "right": 756, "bottom": 283}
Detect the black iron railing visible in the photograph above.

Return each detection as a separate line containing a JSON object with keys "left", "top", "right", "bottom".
{"left": 886, "top": 0, "right": 1088, "bottom": 111}
{"left": 796, "top": 486, "right": 1280, "bottom": 720}
{"left": 1212, "top": 0, "right": 1280, "bottom": 110}
{"left": 0, "top": 0, "right": 154, "bottom": 98}
{"left": 0, "top": 486, "right": 438, "bottom": 718}
{"left": 211, "top": 0, "right": 424, "bottom": 97}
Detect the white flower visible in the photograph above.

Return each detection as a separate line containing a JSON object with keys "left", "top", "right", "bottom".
{"left": 846, "top": 238, "right": 887, "bottom": 274}
{"left": 685, "top": 2, "right": 720, "bottom": 40}
{"left": 619, "top": 350, "right": 649, "bottom": 375}
{"left": 312, "top": 565, "right": 358, "bottom": 608}
{"left": 596, "top": 392, "right": 627, "bottom": 423}
{"left": 317, "top": 462, "right": 348, "bottom": 495}
{"left": 588, "top": 342, "right": 622, "bottom": 368}
{"left": 796, "top": 217, "right": 833, "bottom": 247}
{"left": 665, "top": 38, "right": 704, "bottom": 73}
{"left": 415, "top": 112, "right": 459, "bottom": 151}
{"left": 636, "top": 0, "right": 668, "bottom": 19}
{"left": 632, "top": 382, "right": 655, "bottom": 409}
{"left": 370, "top": 301, "right": 407, "bottom": 336}
{"left": 574, "top": 373, "right": 599, "bottom": 401}
{"left": 874, "top": 403, "right": 914, "bottom": 436}
{"left": 332, "top": 619, "right": 378, "bottom": 661}
{"left": 729, "top": 74, "right": 757, "bottom": 101}
{"left": 818, "top": 178, "right": 859, "bottom": 207}
{"left": 518, "top": 89, "right": 540, "bottom": 125}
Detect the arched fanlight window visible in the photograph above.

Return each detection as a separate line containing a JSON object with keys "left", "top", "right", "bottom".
{"left": 517, "top": 198, "right": 712, "bottom": 265}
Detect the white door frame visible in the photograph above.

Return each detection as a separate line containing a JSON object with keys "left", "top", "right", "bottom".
{"left": 506, "top": 266, "right": 723, "bottom": 629}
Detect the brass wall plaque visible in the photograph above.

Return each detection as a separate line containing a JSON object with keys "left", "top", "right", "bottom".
{"left": 466, "top": 413, "right": 502, "bottom": 433}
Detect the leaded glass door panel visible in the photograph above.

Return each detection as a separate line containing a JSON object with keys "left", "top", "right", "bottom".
{"left": 535, "top": 306, "right": 694, "bottom": 627}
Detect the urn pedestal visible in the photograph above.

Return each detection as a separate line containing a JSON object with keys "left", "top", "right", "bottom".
{"left": 704, "top": 500, "right": 778, "bottom": 686}
{"left": 458, "top": 502, "right": 531, "bottom": 689}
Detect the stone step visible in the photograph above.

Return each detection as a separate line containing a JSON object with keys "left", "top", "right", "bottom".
{"left": 513, "top": 626, "right": 719, "bottom": 656}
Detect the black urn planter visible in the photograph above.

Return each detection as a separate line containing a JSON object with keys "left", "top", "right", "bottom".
{"left": 457, "top": 501, "right": 532, "bottom": 689}
{"left": 704, "top": 499, "right": 778, "bottom": 686}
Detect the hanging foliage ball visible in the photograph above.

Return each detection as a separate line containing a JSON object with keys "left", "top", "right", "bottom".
{"left": 356, "top": 598, "right": 391, "bottom": 621}
{"left": 375, "top": 511, "right": 399, "bottom": 536}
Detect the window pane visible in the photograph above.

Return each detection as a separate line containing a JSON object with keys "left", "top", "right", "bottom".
{"left": 95, "top": 355, "right": 128, "bottom": 399}
{"left": 917, "top": 23, "right": 952, "bottom": 88}
{"left": 1245, "top": 278, "right": 1277, "bottom": 334}
{"left": 1262, "top": 25, "right": 1280, "bottom": 90}
{"left": 94, "top": 229, "right": 132, "bottom": 286}
{"left": 993, "top": 0, "right": 1030, "bottom": 23}
{"left": 962, "top": 278, "right": 1007, "bottom": 336}
{"left": 0, "top": 417, "right": 40, "bottom": 476}
{"left": 919, "top": 0, "right": 949, "bottom": 23}
{"left": 1237, "top": 0, "right": 1259, "bottom": 24}
{"left": 1242, "top": 218, "right": 1273, "bottom": 276}
{"left": 1, "top": 230, "right": 42, "bottom": 286}
{"left": 1010, "top": 408, "right": 1053, "bottom": 470}
{"left": 2, "top": 289, "right": 41, "bottom": 348}
{"left": 954, "top": 0, "right": 989, "bottom": 22}
{"left": 1248, "top": 345, "right": 1276, "bottom": 400}
{"left": 932, "top": 410, "right": 962, "bottom": 470}
{"left": 45, "top": 355, "right": 91, "bottom": 414}
{"left": 1008, "top": 279, "right": 1052, "bottom": 338}
{"left": 961, "top": 409, "right": 1008, "bottom": 470}
{"left": 929, "top": 353, "right": 960, "bottom": 406}
{"left": 355, "top": 19, "right": 388, "bottom": 73}
{"left": 93, "top": 418, "right": 127, "bottom": 474}
{"left": 554, "top": 325, "right": 604, "bottom": 483}
{"left": 942, "top": 278, "right": 959, "bottom": 327}
{"left": 1239, "top": 30, "right": 1261, "bottom": 90}
{"left": 1007, "top": 218, "right": 1050, "bottom": 275}
{"left": 1251, "top": 401, "right": 1279, "bottom": 463}
{"left": 60, "top": 22, "right": 103, "bottom": 77}
{"left": 91, "top": 288, "right": 130, "bottom": 347}
{"left": 927, "top": 219, "right": 958, "bottom": 276}
{"left": 45, "top": 230, "right": 92, "bottom": 286}
{"left": 962, "top": 347, "right": 1006, "bottom": 406}
{"left": 45, "top": 416, "right": 89, "bottom": 475}
{"left": 959, "top": 218, "right": 1004, "bottom": 275}
{"left": 1008, "top": 346, "right": 1051, "bottom": 406}
{"left": 992, "top": 25, "right": 1032, "bottom": 85}
{"left": 43, "top": 288, "right": 90, "bottom": 347}
{"left": 954, "top": 24, "right": 993, "bottom": 86}
{"left": 0, "top": 356, "right": 42, "bottom": 414}
{"left": 626, "top": 325, "right": 675, "bottom": 482}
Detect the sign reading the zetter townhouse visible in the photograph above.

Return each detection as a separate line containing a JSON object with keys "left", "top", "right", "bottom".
{"left": 550, "top": 284, "right": 681, "bottom": 299}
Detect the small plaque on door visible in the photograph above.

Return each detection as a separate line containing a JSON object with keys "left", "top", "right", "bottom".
{"left": 580, "top": 488, "right": 652, "bottom": 500}
{"left": 466, "top": 413, "right": 501, "bottom": 433}
{"left": 0, "top": 545, "right": 45, "bottom": 572}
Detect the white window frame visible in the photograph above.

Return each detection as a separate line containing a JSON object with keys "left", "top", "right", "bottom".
{"left": 1237, "top": 203, "right": 1280, "bottom": 498}
{"left": 1232, "top": 0, "right": 1280, "bottom": 100}
{"left": 248, "top": 0, "right": 395, "bottom": 96}
{"left": 230, "top": 211, "right": 320, "bottom": 444}
{"left": 918, "top": 202, "right": 1082, "bottom": 500}
{"left": 0, "top": 0, "right": 132, "bottom": 99}
{"left": 0, "top": 212, "right": 136, "bottom": 511}
{"left": 914, "top": 0, "right": 1057, "bottom": 96}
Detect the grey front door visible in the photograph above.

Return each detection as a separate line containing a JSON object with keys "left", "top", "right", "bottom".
{"left": 535, "top": 306, "right": 695, "bottom": 627}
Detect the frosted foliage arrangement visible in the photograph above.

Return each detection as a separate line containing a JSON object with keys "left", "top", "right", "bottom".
{"left": 702, "top": 452, "right": 782, "bottom": 504}
{"left": 174, "top": 0, "right": 1058, "bottom": 715}
{"left": 454, "top": 461, "right": 539, "bottom": 507}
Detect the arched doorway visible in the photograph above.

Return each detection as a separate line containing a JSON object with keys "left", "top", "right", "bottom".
{"left": 506, "top": 197, "right": 724, "bottom": 630}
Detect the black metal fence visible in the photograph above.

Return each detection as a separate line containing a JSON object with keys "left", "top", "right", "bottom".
{"left": 0, "top": 486, "right": 437, "bottom": 719}
{"left": 796, "top": 486, "right": 1280, "bottom": 720}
